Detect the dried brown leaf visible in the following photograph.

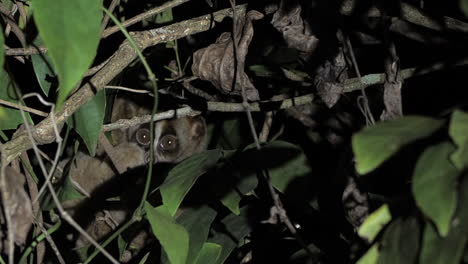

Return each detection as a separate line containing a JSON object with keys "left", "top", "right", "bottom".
{"left": 192, "top": 10, "right": 263, "bottom": 101}
{"left": 314, "top": 51, "right": 348, "bottom": 108}
{"left": 381, "top": 60, "right": 403, "bottom": 120}
{"left": 2, "top": 166, "right": 33, "bottom": 247}
{"left": 271, "top": 2, "right": 319, "bottom": 59}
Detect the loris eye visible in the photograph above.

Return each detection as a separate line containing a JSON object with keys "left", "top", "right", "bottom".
{"left": 136, "top": 128, "right": 151, "bottom": 146}
{"left": 158, "top": 135, "right": 178, "bottom": 153}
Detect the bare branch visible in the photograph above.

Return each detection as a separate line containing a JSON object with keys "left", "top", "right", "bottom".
{"left": 102, "top": 0, "right": 191, "bottom": 38}
{"left": 4, "top": 46, "right": 48, "bottom": 56}
{"left": 0, "top": 99, "right": 48, "bottom": 117}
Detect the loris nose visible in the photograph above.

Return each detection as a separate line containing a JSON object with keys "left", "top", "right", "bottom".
{"left": 145, "top": 152, "right": 156, "bottom": 163}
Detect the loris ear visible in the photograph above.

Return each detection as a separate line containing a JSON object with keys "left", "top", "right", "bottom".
{"left": 189, "top": 116, "right": 206, "bottom": 139}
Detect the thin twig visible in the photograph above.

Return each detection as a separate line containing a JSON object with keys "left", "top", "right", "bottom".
{"left": 344, "top": 35, "right": 375, "bottom": 125}
{"left": 259, "top": 111, "right": 273, "bottom": 143}
{"left": 0, "top": 4, "right": 26, "bottom": 46}
{"left": 0, "top": 98, "right": 48, "bottom": 117}
{"left": 34, "top": 221, "right": 65, "bottom": 264}
{"left": 105, "top": 85, "right": 154, "bottom": 96}
{"left": 103, "top": 94, "right": 315, "bottom": 132}
{"left": 101, "top": 0, "right": 120, "bottom": 33}
{"left": 181, "top": 80, "right": 216, "bottom": 101}
{"left": 4, "top": 46, "right": 48, "bottom": 56}
{"left": 102, "top": 0, "right": 191, "bottom": 38}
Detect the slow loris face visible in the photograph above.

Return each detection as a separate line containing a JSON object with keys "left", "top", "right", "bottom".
{"left": 132, "top": 116, "right": 208, "bottom": 163}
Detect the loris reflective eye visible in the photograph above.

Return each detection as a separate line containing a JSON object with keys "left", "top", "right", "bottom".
{"left": 136, "top": 128, "right": 151, "bottom": 146}
{"left": 159, "top": 135, "right": 177, "bottom": 153}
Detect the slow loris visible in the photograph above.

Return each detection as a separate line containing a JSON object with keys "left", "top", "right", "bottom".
{"left": 59, "top": 95, "right": 208, "bottom": 257}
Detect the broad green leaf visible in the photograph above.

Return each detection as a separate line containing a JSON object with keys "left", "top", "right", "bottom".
{"left": 357, "top": 245, "right": 379, "bottom": 264}
{"left": 412, "top": 142, "right": 459, "bottom": 236}
{"left": 221, "top": 118, "right": 244, "bottom": 149}
{"left": 265, "top": 141, "right": 311, "bottom": 192}
{"left": 209, "top": 207, "right": 252, "bottom": 264}
{"left": 33, "top": 0, "right": 101, "bottom": 108}
{"left": 358, "top": 204, "right": 392, "bottom": 242}
{"left": 117, "top": 234, "right": 128, "bottom": 260}
{"left": 138, "top": 252, "right": 151, "bottom": 264}
{"left": 421, "top": 224, "right": 467, "bottom": 264}
{"left": 288, "top": 244, "right": 322, "bottom": 263}
{"left": 204, "top": 0, "right": 214, "bottom": 8}
{"left": 352, "top": 116, "right": 444, "bottom": 174}
{"left": 218, "top": 141, "right": 309, "bottom": 214}
{"left": 462, "top": 0, "right": 468, "bottom": 17}
{"left": 280, "top": 67, "right": 310, "bottom": 82}
{"left": 378, "top": 217, "right": 420, "bottom": 264}
{"left": 176, "top": 206, "right": 217, "bottom": 264}
{"left": 145, "top": 203, "right": 189, "bottom": 264}
{"left": 0, "top": 70, "right": 32, "bottom": 130}
{"left": 220, "top": 172, "right": 257, "bottom": 215}
{"left": 31, "top": 53, "right": 55, "bottom": 96}
{"left": 194, "top": 243, "right": 222, "bottom": 264}
{"left": 69, "top": 90, "right": 106, "bottom": 156}
{"left": 248, "top": 65, "right": 277, "bottom": 78}
{"left": 419, "top": 175, "right": 468, "bottom": 264}
{"left": 155, "top": 8, "right": 173, "bottom": 24}
{"left": 31, "top": 36, "right": 55, "bottom": 96}
{"left": 449, "top": 110, "right": 468, "bottom": 170}
{"left": 160, "top": 150, "right": 222, "bottom": 216}
{"left": 216, "top": 156, "right": 258, "bottom": 215}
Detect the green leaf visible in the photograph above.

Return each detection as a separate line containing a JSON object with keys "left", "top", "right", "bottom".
{"left": 145, "top": 203, "right": 189, "bottom": 264}
{"left": 412, "top": 142, "right": 459, "bottom": 236}
{"left": 209, "top": 207, "right": 252, "bottom": 264}
{"left": 357, "top": 245, "right": 379, "bottom": 264}
{"left": 220, "top": 172, "right": 257, "bottom": 215}
{"left": 248, "top": 65, "right": 277, "bottom": 78}
{"left": 117, "top": 234, "right": 128, "bottom": 260}
{"left": 352, "top": 116, "right": 444, "bottom": 174}
{"left": 461, "top": 0, "right": 468, "bottom": 17}
{"left": 0, "top": 70, "right": 32, "bottom": 130}
{"left": 215, "top": 117, "right": 250, "bottom": 150}
{"left": 69, "top": 90, "right": 106, "bottom": 156}
{"left": 288, "top": 244, "right": 322, "bottom": 263}
{"left": 138, "top": 251, "right": 151, "bottom": 264}
{"left": 378, "top": 217, "right": 420, "bottom": 264}
{"left": 176, "top": 206, "right": 217, "bottom": 264}
{"left": 419, "top": 175, "right": 468, "bottom": 264}
{"left": 33, "top": 0, "right": 101, "bottom": 108}
{"left": 280, "top": 67, "right": 310, "bottom": 82}
{"left": 449, "top": 110, "right": 468, "bottom": 171}
{"left": 160, "top": 150, "right": 222, "bottom": 216}
{"left": 194, "top": 243, "right": 222, "bottom": 264}
{"left": 155, "top": 8, "right": 173, "bottom": 24}
{"left": 264, "top": 141, "right": 311, "bottom": 192}
{"left": 358, "top": 204, "right": 392, "bottom": 242}
{"left": 31, "top": 53, "right": 55, "bottom": 96}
